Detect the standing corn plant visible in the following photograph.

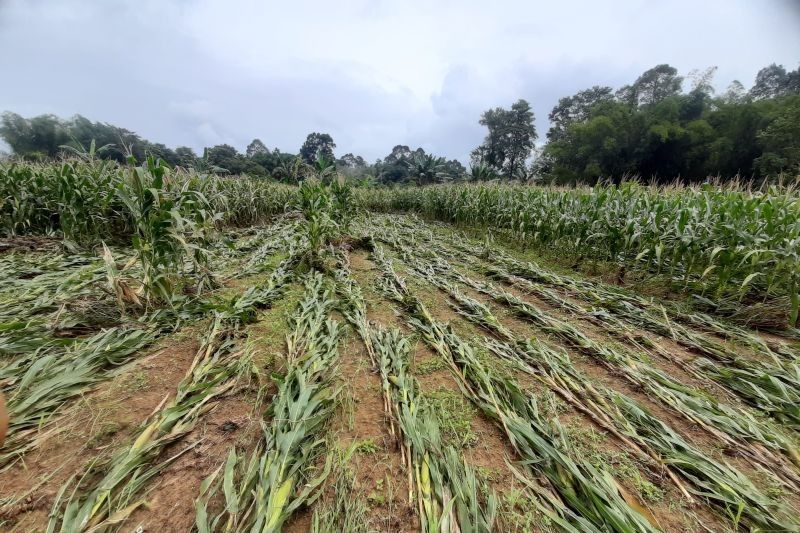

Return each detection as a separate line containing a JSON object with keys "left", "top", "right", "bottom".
{"left": 114, "top": 156, "right": 220, "bottom": 304}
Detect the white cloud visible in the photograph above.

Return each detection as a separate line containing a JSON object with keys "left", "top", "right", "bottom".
{"left": 1, "top": 0, "right": 798, "bottom": 163}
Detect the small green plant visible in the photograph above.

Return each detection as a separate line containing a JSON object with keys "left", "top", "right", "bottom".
{"left": 422, "top": 388, "right": 478, "bottom": 448}
{"left": 354, "top": 438, "right": 380, "bottom": 454}
{"left": 414, "top": 356, "right": 446, "bottom": 375}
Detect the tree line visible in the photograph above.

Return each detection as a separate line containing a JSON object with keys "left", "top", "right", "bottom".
{"left": 1, "top": 62, "right": 798, "bottom": 185}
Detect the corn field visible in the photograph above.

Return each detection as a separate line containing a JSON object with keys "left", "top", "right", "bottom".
{"left": 1, "top": 161, "right": 799, "bottom": 531}
{"left": 360, "top": 182, "right": 800, "bottom": 328}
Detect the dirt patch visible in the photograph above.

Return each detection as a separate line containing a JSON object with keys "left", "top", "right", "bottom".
{"left": 0, "top": 236, "right": 63, "bottom": 254}
{"left": 329, "top": 333, "right": 416, "bottom": 531}
{"left": 0, "top": 334, "right": 201, "bottom": 530}
{"left": 125, "top": 394, "right": 262, "bottom": 531}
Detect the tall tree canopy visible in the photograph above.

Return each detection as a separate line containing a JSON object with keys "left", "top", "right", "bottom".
{"left": 540, "top": 63, "right": 800, "bottom": 184}
{"left": 299, "top": 132, "right": 336, "bottom": 164}
{"left": 617, "top": 64, "right": 684, "bottom": 107}
{"left": 471, "top": 99, "right": 537, "bottom": 178}
{"left": 246, "top": 138, "right": 268, "bottom": 158}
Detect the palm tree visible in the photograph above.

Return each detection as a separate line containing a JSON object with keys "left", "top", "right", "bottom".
{"left": 469, "top": 162, "right": 494, "bottom": 181}
{"left": 407, "top": 154, "right": 445, "bottom": 186}
{"left": 273, "top": 157, "right": 307, "bottom": 184}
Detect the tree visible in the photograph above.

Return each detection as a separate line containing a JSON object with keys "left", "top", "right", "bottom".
{"left": 299, "top": 132, "right": 336, "bottom": 164}
{"left": 376, "top": 145, "right": 422, "bottom": 184}
{"left": 0, "top": 112, "right": 69, "bottom": 158}
{"left": 721, "top": 81, "right": 748, "bottom": 104}
{"left": 753, "top": 95, "right": 800, "bottom": 176}
{"left": 440, "top": 159, "right": 467, "bottom": 181}
{"left": 206, "top": 144, "right": 246, "bottom": 174}
{"left": 312, "top": 153, "right": 337, "bottom": 184}
{"left": 273, "top": 157, "right": 308, "bottom": 184}
{"left": 547, "top": 86, "right": 614, "bottom": 142}
{"left": 246, "top": 138, "right": 268, "bottom": 158}
{"left": 617, "top": 64, "right": 683, "bottom": 107}
{"left": 337, "top": 153, "right": 366, "bottom": 168}
{"left": 750, "top": 64, "right": 788, "bottom": 100}
{"left": 687, "top": 66, "right": 718, "bottom": 95}
{"left": 471, "top": 99, "right": 537, "bottom": 178}
{"left": 469, "top": 162, "right": 495, "bottom": 181}
{"left": 407, "top": 154, "right": 445, "bottom": 185}
{"left": 174, "top": 146, "right": 198, "bottom": 168}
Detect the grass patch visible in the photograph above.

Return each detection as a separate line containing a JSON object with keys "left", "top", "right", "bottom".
{"left": 421, "top": 387, "right": 478, "bottom": 448}
{"left": 353, "top": 438, "right": 381, "bottom": 455}
{"left": 86, "top": 421, "right": 122, "bottom": 448}
{"left": 111, "top": 370, "right": 148, "bottom": 394}
{"left": 497, "top": 487, "right": 554, "bottom": 532}
{"left": 247, "top": 281, "right": 305, "bottom": 368}
{"left": 565, "top": 424, "right": 665, "bottom": 503}
{"left": 414, "top": 356, "right": 447, "bottom": 375}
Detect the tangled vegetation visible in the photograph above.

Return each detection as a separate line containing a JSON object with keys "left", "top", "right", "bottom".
{"left": 0, "top": 157, "right": 798, "bottom": 532}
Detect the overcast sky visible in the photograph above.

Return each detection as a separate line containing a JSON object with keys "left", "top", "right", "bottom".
{"left": 1, "top": 0, "right": 799, "bottom": 163}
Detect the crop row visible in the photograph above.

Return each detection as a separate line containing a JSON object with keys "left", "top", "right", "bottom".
{"left": 360, "top": 182, "right": 800, "bottom": 327}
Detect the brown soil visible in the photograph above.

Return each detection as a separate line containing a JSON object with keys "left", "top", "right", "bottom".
{"left": 0, "top": 333, "right": 202, "bottom": 530}
{"left": 325, "top": 332, "right": 416, "bottom": 531}
{"left": 0, "top": 236, "right": 63, "bottom": 254}
{"left": 125, "top": 394, "right": 263, "bottom": 531}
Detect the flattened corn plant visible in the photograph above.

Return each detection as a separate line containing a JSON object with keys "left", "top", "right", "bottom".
{"left": 393, "top": 247, "right": 799, "bottom": 530}
{"left": 46, "top": 258, "right": 296, "bottom": 531}
{"left": 358, "top": 182, "right": 800, "bottom": 327}
{"left": 0, "top": 252, "right": 121, "bottom": 359}
{"left": 377, "top": 218, "right": 800, "bottom": 474}
{"left": 0, "top": 245, "right": 300, "bottom": 470}
{"left": 404, "top": 247, "right": 800, "bottom": 485}
{"left": 492, "top": 257, "right": 800, "bottom": 432}
{"left": 487, "top": 339, "right": 799, "bottom": 531}
{"left": 309, "top": 445, "right": 370, "bottom": 533}
{"left": 370, "top": 241, "right": 658, "bottom": 533}
{"left": 334, "top": 254, "right": 498, "bottom": 531}
{"left": 195, "top": 272, "right": 341, "bottom": 533}
{"left": 0, "top": 327, "right": 156, "bottom": 470}
{"left": 382, "top": 231, "right": 800, "bottom": 521}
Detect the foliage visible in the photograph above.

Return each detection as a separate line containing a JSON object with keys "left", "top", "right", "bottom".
{"left": 300, "top": 132, "right": 336, "bottom": 164}
{"left": 114, "top": 156, "right": 219, "bottom": 303}
{"left": 471, "top": 99, "right": 537, "bottom": 178}
{"left": 360, "top": 181, "right": 800, "bottom": 326}
{"left": 541, "top": 63, "right": 800, "bottom": 183}
{"left": 195, "top": 273, "right": 340, "bottom": 533}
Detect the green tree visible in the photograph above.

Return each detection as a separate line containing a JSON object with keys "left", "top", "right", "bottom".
{"left": 299, "top": 132, "right": 336, "bottom": 164}
{"left": 547, "top": 86, "right": 614, "bottom": 142}
{"left": 206, "top": 144, "right": 246, "bottom": 174}
{"left": 749, "top": 64, "right": 798, "bottom": 100}
{"left": 471, "top": 99, "right": 537, "bottom": 178}
{"left": 337, "top": 153, "right": 366, "bottom": 168}
{"left": 376, "top": 145, "right": 422, "bottom": 184}
{"left": 246, "top": 138, "right": 268, "bottom": 158}
{"left": 407, "top": 154, "right": 445, "bottom": 185}
{"left": 469, "top": 162, "right": 495, "bottom": 181}
{"left": 617, "top": 64, "right": 684, "bottom": 107}
{"left": 0, "top": 112, "right": 69, "bottom": 158}
{"left": 273, "top": 156, "right": 308, "bottom": 184}
{"left": 753, "top": 95, "right": 800, "bottom": 176}
{"left": 174, "top": 146, "right": 198, "bottom": 168}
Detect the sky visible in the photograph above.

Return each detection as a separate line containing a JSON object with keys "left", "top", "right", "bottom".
{"left": 1, "top": 0, "right": 799, "bottom": 163}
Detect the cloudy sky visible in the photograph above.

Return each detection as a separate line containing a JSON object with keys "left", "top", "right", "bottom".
{"left": 1, "top": 0, "right": 798, "bottom": 162}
